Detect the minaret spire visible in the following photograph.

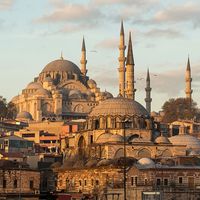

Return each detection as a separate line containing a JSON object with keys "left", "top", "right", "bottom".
{"left": 145, "top": 68, "right": 152, "bottom": 113}
{"left": 125, "top": 31, "right": 136, "bottom": 100}
{"left": 118, "top": 20, "right": 126, "bottom": 97}
{"left": 60, "top": 51, "right": 64, "bottom": 60}
{"left": 80, "top": 36, "right": 87, "bottom": 76}
{"left": 185, "top": 56, "right": 192, "bottom": 100}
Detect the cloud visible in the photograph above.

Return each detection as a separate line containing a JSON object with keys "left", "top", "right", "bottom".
{"left": 36, "top": 3, "right": 103, "bottom": 23}
{"left": 48, "top": 0, "right": 66, "bottom": 8}
{"left": 0, "top": 0, "right": 14, "bottom": 10}
{"left": 154, "top": 2, "right": 200, "bottom": 26}
{"left": 95, "top": 38, "right": 118, "bottom": 49}
{"left": 144, "top": 28, "right": 183, "bottom": 39}
{"left": 135, "top": 2, "right": 200, "bottom": 28}
{"left": 93, "top": 0, "right": 157, "bottom": 6}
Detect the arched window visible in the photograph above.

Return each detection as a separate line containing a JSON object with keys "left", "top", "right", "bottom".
{"left": 78, "top": 136, "right": 86, "bottom": 157}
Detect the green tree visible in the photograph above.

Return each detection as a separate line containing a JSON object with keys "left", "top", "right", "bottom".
{"left": 0, "top": 96, "right": 17, "bottom": 119}
{"left": 0, "top": 96, "right": 7, "bottom": 119}
{"left": 162, "top": 98, "right": 199, "bottom": 123}
{"left": 7, "top": 102, "right": 17, "bottom": 119}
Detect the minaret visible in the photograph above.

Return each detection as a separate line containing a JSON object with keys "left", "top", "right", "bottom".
{"left": 80, "top": 37, "right": 87, "bottom": 76}
{"left": 125, "top": 32, "right": 136, "bottom": 100}
{"left": 145, "top": 68, "right": 152, "bottom": 113}
{"left": 185, "top": 57, "right": 192, "bottom": 100}
{"left": 118, "top": 20, "right": 126, "bottom": 97}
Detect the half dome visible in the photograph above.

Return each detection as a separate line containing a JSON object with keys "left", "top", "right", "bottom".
{"left": 34, "top": 88, "right": 51, "bottom": 97}
{"left": 155, "top": 135, "right": 170, "bottom": 144}
{"left": 26, "top": 82, "right": 42, "bottom": 90}
{"left": 89, "top": 97, "right": 148, "bottom": 117}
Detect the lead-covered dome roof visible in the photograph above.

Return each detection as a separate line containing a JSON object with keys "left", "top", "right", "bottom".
{"left": 26, "top": 82, "right": 42, "bottom": 90}
{"left": 89, "top": 97, "right": 148, "bottom": 117}
{"left": 42, "top": 59, "right": 81, "bottom": 75}
{"left": 16, "top": 111, "right": 33, "bottom": 120}
{"left": 169, "top": 134, "right": 200, "bottom": 149}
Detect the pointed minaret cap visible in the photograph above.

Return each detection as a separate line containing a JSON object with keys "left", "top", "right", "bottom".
{"left": 120, "top": 20, "right": 124, "bottom": 35}
{"left": 60, "top": 51, "right": 64, "bottom": 60}
{"left": 126, "top": 32, "right": 134, "bottom": 65}
{"left": 82, "top": 36, "right": 86, "bottom": 51}
{"left": 146, "top": 68, "right": 150, "bottom": 81}
{"left": 187, "top": 56, "right": 191, "bottom": 71}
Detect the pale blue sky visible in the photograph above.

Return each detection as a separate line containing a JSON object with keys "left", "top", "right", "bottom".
{"left": 0, "top": 0, "right": 200, "bottom": 111}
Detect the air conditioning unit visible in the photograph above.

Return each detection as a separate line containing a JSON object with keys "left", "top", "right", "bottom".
{"left": 34, "top": 190, "right": 40, "bottom": 194}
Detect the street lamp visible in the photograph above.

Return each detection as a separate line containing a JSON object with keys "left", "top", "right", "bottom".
{"left": 122, "top": 118, "right": 131, "bottom": 200}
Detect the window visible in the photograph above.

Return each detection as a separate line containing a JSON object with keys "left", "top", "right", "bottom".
{"left": 131, "top": 176, "right": 138, "bottom": 186}
{"left": 91, "top": 179, "right": 94, "bottom": 186}
{"left": 164, "top": 179, "right": 168, "bottom": 186}
{"left": 30, "top": 180, "right": 34, "bottom": 189}
{"left": 14, "top": 179, "right": 17, "bottom": 188}
{"left": 84, "top": 180, "right": 87, "bottom": 186}
{"left": 135, "top": 177, "right": 138, "bottom": 185}
{"left": 131, "top": 177, "right": 134, "bottom": 186}
{"left": 79, "top": 180, "right": 82, "bottom": 186}
{"left": 69, "top": 125, "right": 72, "bottom": 133}
{"left": 144, "top": 178, "right": 148, "bottom": 185}
{"left": 3, "top": 180, "right": 6, "bottom": 188}
{"left": 179, "top": 177, "right": 183, "bottom": 184}
{"left": 90, "top": 135, "right": 93, "bottom": 144}
{"left": 95, "top": 180, "right": 99, "bottom": 185}
{"left": 156, "top": 178, "right": 161, "bottom": 186}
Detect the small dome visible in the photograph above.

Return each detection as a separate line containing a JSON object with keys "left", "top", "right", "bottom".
{"left": 68, "top": 89, "right": 82, "bottom": 99}
{"left": 155, "top": 136, "right": 170, "bottom": 144}
{"left": 104, "top": 91, "right": 113, "bottom": 99}
{"left": 96, "top": 133, "right": 113, "bottom": 143}
{"left": 137, "top": 158, "right": 154, "bottom": 166}
{"left": 44, "top": 76, "right": 53, "bottom": 82}
{"left": 87, "top": 79, "right": 97, "bottom": 89}
{"left": 109, "top": 134, "right": 124, "bottom": 143}
{"left": 97, "top": 159, "right": 113, "bottom": 167}
{"left": 85, "top": 90, "right": 95, "bottom": 97}
{"left": 34, "top": 88, "right": 51, "bottom": 97}
{"left": 188, "top": 150, "right": 199, "bottom": 156}
{"left": 42, "top": 59, "right": 81, "bottom": 75}
{"left": 26, "top": 82, "right": 42, "bottom": 90}
{"left": 89, "top": 97, "right": 149, "bottom": 117}
{"left": 85, "top": 159, "right": 99, "bottom": 168}
{"left": 169, "top": 134, "right": 200, "bottom": 149}
{"left": 16, "top": 111, "right": 33, "bottom": 120}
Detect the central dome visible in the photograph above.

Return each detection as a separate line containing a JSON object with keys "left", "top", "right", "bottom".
{"left": 89, "top": 97, "right": 148, "bottom": 116}
{"left": 42, "top": 59, "right": 81, "bottom": 75}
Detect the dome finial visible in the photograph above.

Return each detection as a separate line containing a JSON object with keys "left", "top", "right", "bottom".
{"left": 60, "top": 51, "right": 64, "bottom": 60}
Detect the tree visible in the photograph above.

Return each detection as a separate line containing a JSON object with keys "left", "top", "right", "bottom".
{"left": 0, "top": 96, "right": 17, "bottom": 120}
{"left": 7, "top": 102, "right": 17, "bottom": 119}
{"left": 0, "top": 96, "right": 7, "bottom": 119}
{"left": 161, "top": 98, "right": 199, "bottom": 123}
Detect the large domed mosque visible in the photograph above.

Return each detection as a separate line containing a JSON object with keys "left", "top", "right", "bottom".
{"left": 53, "top": 21, "right": 200, "bottom": 196}
{"left": 11, "top": 20, "right": 200, "bottom": 158}
{"left": 12, "top": 39, "right": 113, "bottom": 122}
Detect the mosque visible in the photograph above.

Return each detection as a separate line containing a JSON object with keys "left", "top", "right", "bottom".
{"left": 9, "top": 18, "right": 200, "bottom": 198}
{"left": 12, "top": 38, "right": 113, "bottom": 122}
{"left": 48, "top": 22, "right": 200, "bottom": 199}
